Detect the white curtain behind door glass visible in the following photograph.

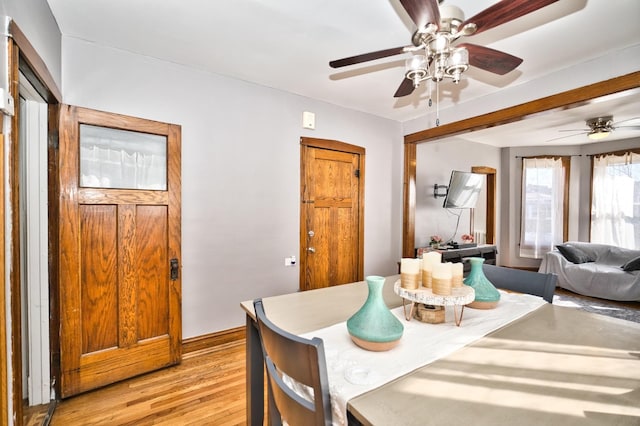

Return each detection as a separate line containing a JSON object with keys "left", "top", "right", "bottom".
{"left": 519, "top": 157, "right": 565, "bottom": 258}
{"left": 80, "top": 124, "right": 167, "bottom": 190}
{"left": 591, "top": 152, "right": 639, "bottom": 249}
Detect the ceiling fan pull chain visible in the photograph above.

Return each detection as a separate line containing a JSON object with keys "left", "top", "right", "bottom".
{"left": 428, "top": 67, "right": 433, "bottom": 107}
{"left": 436, "top": 80, "right": 440, "bottom": 126}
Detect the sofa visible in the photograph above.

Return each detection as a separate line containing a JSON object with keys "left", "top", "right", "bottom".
{"left": 538, "top": 241, "right": 640, "bottom": 302}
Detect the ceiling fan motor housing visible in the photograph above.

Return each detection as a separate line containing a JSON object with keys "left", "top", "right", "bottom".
{"left": 588, "top": 115, "right": 614, "bottom": 132}
{"left": 439, "top": 5, "right": 465, "bottom": 32}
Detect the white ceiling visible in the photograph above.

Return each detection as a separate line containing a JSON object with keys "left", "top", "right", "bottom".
{"left": 46, "top": 0, "right": 640, "bottom": 146}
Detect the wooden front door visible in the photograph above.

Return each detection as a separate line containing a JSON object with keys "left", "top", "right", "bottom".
{"left": 300, "top": 138, "right": 364, "bottom": 291}
{"left": 58, "top": 106, "right": 182, "bottom": 397}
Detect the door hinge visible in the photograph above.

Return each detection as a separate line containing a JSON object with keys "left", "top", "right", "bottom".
{"left": 354, "top": 169, "right": 360, "bottom": 178}
{"left": 50, "top": 132, "right": 59, "bottom": 150}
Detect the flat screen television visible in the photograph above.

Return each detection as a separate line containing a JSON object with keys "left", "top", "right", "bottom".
{"left": 443, "top": 171, "right": 484, "bottom": 209}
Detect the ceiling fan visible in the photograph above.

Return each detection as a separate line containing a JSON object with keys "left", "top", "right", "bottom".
{"left": 554, "top": 116, "right": 640, "bottom": 141}
{"left": 329, "top": 0, "right": 560, "bottom": 99}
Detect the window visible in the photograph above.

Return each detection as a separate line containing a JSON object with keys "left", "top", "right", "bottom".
{"left": 591, "top": 150, "right": 640, "bottom": 249}
{"left": 79, "top": 124, "right": 167, "bottom": 190}
{"left": 519, "top": 156, "right": 570, "bottom": 258}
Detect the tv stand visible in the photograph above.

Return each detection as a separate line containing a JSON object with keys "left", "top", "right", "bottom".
{"left": 416, "top": 245, "right": 498, "bottom": 274}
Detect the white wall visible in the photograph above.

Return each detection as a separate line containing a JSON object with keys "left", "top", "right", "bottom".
{"left": 1, "top": 0, "right": 62, "bottom": 89}
{"left": 415, "top": 138, "right": 500, "bottom": 251}
{"left": 61, "top": 37, "right": 404, "bottom": 338}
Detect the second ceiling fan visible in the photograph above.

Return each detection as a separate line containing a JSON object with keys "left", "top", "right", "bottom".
{"left": 553, "top": 116, "right": 640, "bottom": 141}
{"left": 330, "top": 0, "right": 560, "bottom": 98}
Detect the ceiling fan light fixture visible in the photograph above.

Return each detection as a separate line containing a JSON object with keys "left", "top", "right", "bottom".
{"left": 446, "top": 47, "right": 469, "bottom": 83}
{"left": 586, "top": 116, "right": 613, "bottom": 140}
{"left": 588, "top": 130, "right": 610, "bottom": 140}
{"left": 405, "top": 55, "right": 428, "bottom": 86}
{"left": 430, "top": 34, "right": 450, "bottom": 54}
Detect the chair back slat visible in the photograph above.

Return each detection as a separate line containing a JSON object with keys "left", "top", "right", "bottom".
{"left": 254, "top": 299, "right": 332, "bottom": 426}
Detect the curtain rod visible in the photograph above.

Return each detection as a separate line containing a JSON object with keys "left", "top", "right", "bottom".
{"left": 514, "top": 155, "right": 583, "bottom": 158}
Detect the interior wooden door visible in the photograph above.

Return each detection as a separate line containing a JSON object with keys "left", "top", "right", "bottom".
{"left": 58, "top": 105, "right": 182, "bottom": 397}
{"left": 300, "top": 138, "right": 364, "bottom": 291}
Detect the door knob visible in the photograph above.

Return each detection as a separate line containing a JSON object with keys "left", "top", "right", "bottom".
{"left": 307, "top": 247, "right": 316, "bottom": 253}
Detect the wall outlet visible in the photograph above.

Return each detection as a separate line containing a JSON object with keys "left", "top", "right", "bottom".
{"left": 284, "top": 256, "right": 297, "bottom": 266}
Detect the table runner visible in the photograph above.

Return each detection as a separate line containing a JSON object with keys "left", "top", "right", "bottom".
{"left": 299, "top": 290, "right": 547, "bottom": 425}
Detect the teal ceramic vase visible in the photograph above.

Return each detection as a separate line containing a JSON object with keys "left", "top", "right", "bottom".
{"left": 347, "top": 276, "right": 404, "bottom": 351}
{"left": 464, "top": 257, "right": 501, "bottom": 309}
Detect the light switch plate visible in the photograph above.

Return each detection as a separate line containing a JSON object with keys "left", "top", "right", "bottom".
{"left": 302, "top": 111, "right": 315, "bottom": 129}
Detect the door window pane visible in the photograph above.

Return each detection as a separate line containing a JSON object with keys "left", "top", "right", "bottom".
{"left": 80, "top": 124, "right": 167, "bottom": 190}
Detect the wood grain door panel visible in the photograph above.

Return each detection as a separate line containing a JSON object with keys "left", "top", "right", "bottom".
{"left": 80, "top": 205, "right": 118, "bottom": 353}
{"left": 135, "top": 205, "right": 169, "bottom": 340}
{"left": 59, "top": 105, "right": 181, "bottom": 397}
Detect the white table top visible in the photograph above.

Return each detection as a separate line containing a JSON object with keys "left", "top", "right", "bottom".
{"left": 348, "top": 303, "right": 640, "bottom": 426}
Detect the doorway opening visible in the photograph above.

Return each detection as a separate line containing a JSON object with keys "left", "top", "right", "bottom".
{"left": 18, "top": 72, "right": 52, "bottom": 408}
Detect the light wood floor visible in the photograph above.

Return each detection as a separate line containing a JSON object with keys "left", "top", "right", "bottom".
{"left": 42, "top": 340, "right": 248, "bottom": 425}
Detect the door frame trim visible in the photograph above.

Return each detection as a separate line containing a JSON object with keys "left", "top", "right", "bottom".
{"left": 3, "top": 19, "right": 62, "bottom": 423}
{"left": 299, "top": 137, "right": 365, "bottom": 291}
{"left": 471, "top": 166, "right": 496, "bottom": 245}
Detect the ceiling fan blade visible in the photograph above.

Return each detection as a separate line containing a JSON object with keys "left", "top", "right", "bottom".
{"left": 329, "top": 46, "right": 408, "bottom": 68}
{"left": 546, "top": 132, "right": 588, "bottom": 142}
{"left": 613, "top": 116, "right": 640, "bottom": 126}
{"left": 394, "top": 77, "right": 415, "bottom": 98}
{"left": 399, "top": 0, "right": 440, "bottom": 29}
{"left": 460, "top": 43, "right": 522, "bottom": 75}
{"left": 460, "top": 0, "right": 560, "bottom": 36}
{"left": 617, "top": 125, "right": 640, "bottom": 131}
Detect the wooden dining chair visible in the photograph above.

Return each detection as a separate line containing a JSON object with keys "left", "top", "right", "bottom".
{"left": 253, "top": 299, "right": 332, "bottom": 426}
{"left": 481, "top": 264, "right": 557, "bottom": 303}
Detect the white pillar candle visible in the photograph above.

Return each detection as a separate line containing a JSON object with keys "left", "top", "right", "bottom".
{"left": 432, "top": 262, "right": 453, "bottom": 295}
{"left": 400, "top": 258, "right": 421, "bottom": 289}
{"left": 401, "top": 258, "right": 420, "bottom": 274}
{"left": 433, "top": 262, "right": 452, "bottom": 278}
{"left": 421, "top": 251, "right": 442, "bottom": 288}
{"left": 422, "top": 251, "right": 442, "bottom": 270}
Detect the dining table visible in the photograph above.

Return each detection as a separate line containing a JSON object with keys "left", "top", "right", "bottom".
{"left": 240, "top": 275, "right": 640, "bottom": 426}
